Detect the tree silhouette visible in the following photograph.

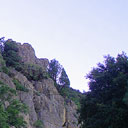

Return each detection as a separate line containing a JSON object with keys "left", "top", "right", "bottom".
{"left": 79, "top": 52, "right": 128, "bottom": 128}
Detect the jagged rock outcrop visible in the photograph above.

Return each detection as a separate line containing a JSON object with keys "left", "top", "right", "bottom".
{"left": 10, "top": 69, "right": 37, "bottom": 126}
{"left": 0, "top": 43, "right": 79, "bottom": 128}
{"left": 33, "top": 79, "right": 65, "bottom": 128}
{"left": 17, "top": 43, "right": 36, "bottom": 65}
{"left": 17, "top": 43, "right": 49, "bottom": 71}
{"left": 0, "top": 72, "right": 15, "bottom": 89}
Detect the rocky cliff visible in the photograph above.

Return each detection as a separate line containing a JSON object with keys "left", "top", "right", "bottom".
{"left": 0, "top": 42, "right": 79, "bottom": 128}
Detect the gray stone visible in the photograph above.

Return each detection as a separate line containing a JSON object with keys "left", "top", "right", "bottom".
{"left": 0, "top": 72, "right": 15, "bottom": 89}
{"left": 0, "top": 42, "right": 79, "bottom": 128}
{"left": 17, "top": 43, "right": 48, "bottom": 71}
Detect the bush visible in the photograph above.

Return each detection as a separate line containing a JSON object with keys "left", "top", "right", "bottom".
{"left": 33, "top": 120, "right": 44, "bottom": 128}
{"left": 0, "top": 54, "right": 5, "bottom": 66}
{"left": 7, "top": 99, "right": 28, "bottom": 127}
{"left": 0, "top": 83, "right": 28, "bottom": 128}
{"left": 59, "top": 86, "right": 83, "bottom": 109}
{"left": 1, "top": 66, "right": 9, "bottom": 74}
{"left": 0, "top": 80, "right": 4, "bottom": 85}
{"left": 0, "top": 105, "right": 9, "bottom": 128}
{"left": 21, "top": 64, "right": 49, "bottom": 81}
{"left": 34, "top": 90, "right": 41, "bottom": 96}
{"left": 0, "top": 83, "right": 16, "bottom": 102}
{"left": 3, "top": 40, "right": 21, "bottom": 68}
{"left": 13, "top": 79, "right": 29, "bottom": 92}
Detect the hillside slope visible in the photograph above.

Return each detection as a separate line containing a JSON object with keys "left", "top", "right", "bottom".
{"left": 0, "top": 39, "right": 79, "bottom": 128}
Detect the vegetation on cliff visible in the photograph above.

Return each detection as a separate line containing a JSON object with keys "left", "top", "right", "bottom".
{"left": 3, "top": 39, "right": 22, "bottom": 68}
{"left": 0, "top": 81, "right": 28, "bottom": 128}
{"left": 0, "top": 38, "right": 81, "bottom": 128}
{"left": 48, "top": 59, "right": 83, "bottom": 108}
{"left": 1, "top": 38, "right": 83, "bottom": 110}
{"left": 0, "top": 38, "right": 49, "bottom": 81}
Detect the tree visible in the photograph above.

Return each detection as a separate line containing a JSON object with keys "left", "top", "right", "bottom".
{"left": 0, "top": 82, "right": 28, "bottom": 128}
{"left": 79, "top": 52, "right": 128, "bottom": 128}
{"left": 48, "top": 59, "right": 62, "bottom": 83}
{"left": 59, "top": 68, "right": 70, "bottom": 87}
{"left": 0, "top": 37, "right": 5, "bottom": 53}
{"left": 3, "top": 39, "right": 21, "bottom": 67}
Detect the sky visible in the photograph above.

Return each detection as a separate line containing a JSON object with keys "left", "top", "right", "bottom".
{"left": 0, "top": 0, "right": 128, "bottom": 92}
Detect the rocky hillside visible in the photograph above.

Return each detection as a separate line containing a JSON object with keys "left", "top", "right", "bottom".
{"left": 0, "top": 39, "right": 79, "bottom": 128}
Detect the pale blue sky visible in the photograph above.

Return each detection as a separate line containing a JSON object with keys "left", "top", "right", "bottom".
{"left": 0, "top": 0, "right": 128, "bottom": 91}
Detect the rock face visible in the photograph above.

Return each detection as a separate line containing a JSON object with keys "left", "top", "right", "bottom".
{"left": 17, "top": 43, "right": 49, "bottom": 71}
{"left": 33, "top": 79, "right": 65, "bottom": 128}
{"left": 17, "top": 43, "right": 36, "bottom": 65}
{"left": 0, "top": 43, "right": 79, "bottom": 128}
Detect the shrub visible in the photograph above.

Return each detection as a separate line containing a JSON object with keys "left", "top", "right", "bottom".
{"left": 21, "top": 64, "right": 49, "bottom": 81}
{"left": 0, "top": 83, "right": 16, "bottom": 102}
{"left": 7, "top": 99, "right": 28, "bottom": 127}
{"left": 0, "top": 83, "right": 28, "bottom": 128}
{"left": 33, "top": 120, "right": 44, "bottom": 128}
{"left": 0, "top": 80, "right": 4, "bottom": 85}
{"left": 1, "top": 66, "right": 9, "bottom": 74}
{"left": 0, "top": 105, "right": 9, "bottom": 128}
{"left": 59, "top": 86, "right": 83, "bottom": 109}
{"left": 13, "top": 79, "right": 29, "bottom": 92}
{"left": 34, "top": 90, "right": 41, "bottom": 96}
{"left": 0, "top": 54, "right": 5, "bottom": 66}
{"left": 3, "top": 40, "right": 21, "bottom": 68}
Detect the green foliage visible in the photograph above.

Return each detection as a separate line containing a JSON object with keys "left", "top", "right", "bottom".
{"left": 0, "top": 80, "right": 4, "bottom": 85}
{"left": 59, "top": 86, "right": 83, "bottom": 109}
{"left": 3, "top": 40, "right": 21, "bottom": 67}
{"left": 0, "top": 105, "right": 9, "bottom": 128}
{"left": 0, "top": 82, "right": 28, "bottom": 128}
{"left": 0, "top": 53, "right": 10, "bottom": 75}
{"left": 0, "top": 83, "right": 16, "bottom": 103}
{"left": 20, "top": 64, "right": 49, "bottom": 81}
{"left": 34, "top": 90, "right": 41, "bottom": 96}
{"left": 1, "top": 66, "right": 9, "bottom": 74}
{"left": 123, "top": 81, "right": 128, "bottom": 105}
{"left": 33, "top": 120, "right": 44, "bottom": 128}
{"left": 13, "top": 79, "right": 29, "bottom": 92}
{"left": 79, "top": 52, "right": 128, "bottom": 128}
{"left": 7, "top": 99, "right": 28, "bottom": 127}
{"left": 59, "top": 68, "right": 70, "bottom": 87}
{"left": 0, "top": 54, "right": 5, "bottom": 66}
{"left": 0, "top": 53, "right": 8, "bottom": 75}
{"left": 48, "top": 59, "right": 82, "bottom": 108}
{"left": 48, "top": 59, "right": 62, "bottom": 83}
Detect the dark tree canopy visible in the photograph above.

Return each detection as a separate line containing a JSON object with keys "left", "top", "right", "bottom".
{"left": 48, "top": 59, "right": 62, "bottom": 83}
{"left": 79, "top": 52, "right": 128, "bottom": 128}
{"left": 59, "top": 68, "right": 70, "bottom": 87}
{"left": 48, "top": 59, "right": 70, "bottom": 87}
{"left": 3, "top": 40, "right": 21, "bottom": 67}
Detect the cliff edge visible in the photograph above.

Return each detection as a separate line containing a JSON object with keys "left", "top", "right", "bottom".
{"left": 0, "top": 40, "right": 79, "bottom": 128}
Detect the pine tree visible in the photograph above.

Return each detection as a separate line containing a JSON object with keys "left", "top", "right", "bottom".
{"left": 59, "top": 68, "right": 70, "bottom": 87}
{"left": 48, "top": 59, "right": 62, "bottom": 83}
